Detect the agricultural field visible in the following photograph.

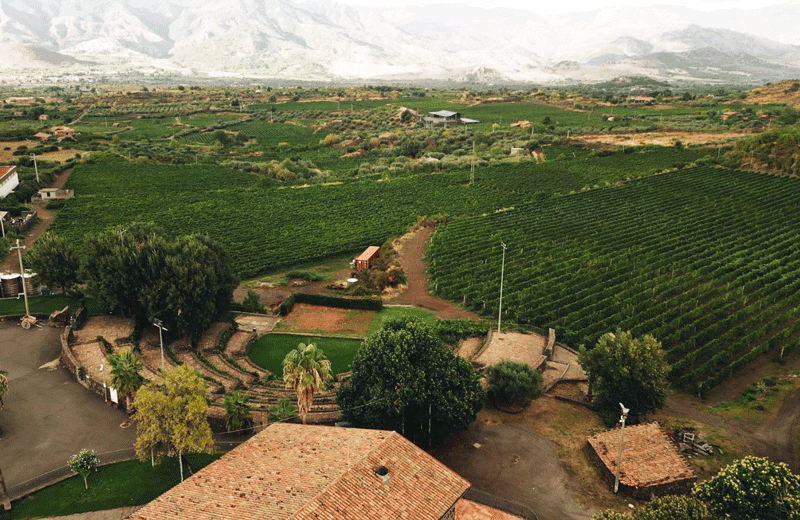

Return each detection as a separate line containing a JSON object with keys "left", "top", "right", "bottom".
{"left": 427, "top": 166, "right": 800, "bottom": 393}
{"left": 52, "top": 146, "right": 698, "bottom": 277}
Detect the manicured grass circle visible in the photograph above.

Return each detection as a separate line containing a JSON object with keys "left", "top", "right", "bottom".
{"left": 247, "top": 334, "right": 363, "bottom": 376}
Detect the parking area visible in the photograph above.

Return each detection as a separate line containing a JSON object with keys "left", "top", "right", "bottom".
{"left": 0, "top": 322, "right": 136, "bottom": 497}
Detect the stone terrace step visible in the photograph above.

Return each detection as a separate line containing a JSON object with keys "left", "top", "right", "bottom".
{"left": 225, "top": 331, "right": 257, "bottom": 358}
{"left": 205, "top": 352, "right": 259, "bottom": 384}
{"left": 177, "top": 351, "right": 239, "bottom": 392}
{"left": 197, "top": 322, "right": 232, "bottom": 351}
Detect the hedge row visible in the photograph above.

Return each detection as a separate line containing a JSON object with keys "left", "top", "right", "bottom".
{"left": 278, "top": 292, "right": 383, "bottom": 316}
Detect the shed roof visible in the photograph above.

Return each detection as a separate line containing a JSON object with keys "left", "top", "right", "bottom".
{"left": 587, "top": 422, "right": 695, "bottom": 489}
{"left": 356, "top": 245, "right": 381, "bottom": 262}
{"left": 129, "top": 423, "right": 469, "bottom": 520}
{"left": 429, "top": 110, "right": 459, "bottom": 118}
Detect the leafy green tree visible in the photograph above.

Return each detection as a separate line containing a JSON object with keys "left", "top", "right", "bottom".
{"left": 25, "top": 232, "right": 80, "bottom": 293}
{"left": 223, "top": 391, "right": 252, "bottom": 433}
{"left": 282, "top": 343, "right": 332, "bottom": 425}
{"left": 242, "top": 290, "right": 265, "bottom": 313}
{"left": 108, "top": 350, "right": 144, "bottom": 413}
{"left": 591, "top": 512, "right": 629, "bottom": 520}
{"left": 134, "top": 365, "right": 215, "bottom": 481}
{"left": 486, "top": 360, "right": 543, "bottom": 408}
{"left": 693, "top": 456, "right": 800, "bottom": 520}
{"left": 83, "top": 225, "right": 237, "bottom": 345}
{"left": 578, "top": 331, "right": 668, "bottom": 425}
{"left": 337, "top": 317, "right": 485, "bottom": 447}
{"left": 637, "top": 496, "right": 710, "bottom": 520}
{"left": 68, "top": 449, "right": 98, "bottom": 490}
{"left": 82, "top": 222, "right": 160, "bottom": 321}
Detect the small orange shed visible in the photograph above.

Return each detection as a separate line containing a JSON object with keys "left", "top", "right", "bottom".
{"left": 355, "top": 246, "right": 380, "bottom": 271}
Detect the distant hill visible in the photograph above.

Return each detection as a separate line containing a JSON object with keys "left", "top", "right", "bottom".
{"left": 1, "top": 0, "right": 799, "bottom": 83}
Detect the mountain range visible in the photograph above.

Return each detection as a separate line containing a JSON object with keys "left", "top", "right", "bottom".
{"left": 1, "top": 0, "right": 799, "bottom": 84}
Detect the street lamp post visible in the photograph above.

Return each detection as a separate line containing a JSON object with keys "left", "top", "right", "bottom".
{"left": 614, "top": 403, "right": 630, "bottom": 493}
{"left": 497, "top": 242, "right": 507, "bottom": 333}
{"left": 152, "top": 319, "right": 168, "bottom": 370}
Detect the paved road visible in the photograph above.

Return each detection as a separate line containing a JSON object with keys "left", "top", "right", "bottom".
{"left": 432, "top": 416, "right": 596, "bottom": 520}
{"left": 0, "top": 322, "right": 136, "bottom": 495}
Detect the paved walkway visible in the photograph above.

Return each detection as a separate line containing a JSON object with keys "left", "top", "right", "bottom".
{"left": 0, "top": 322, "right": 136, "bottom": 498}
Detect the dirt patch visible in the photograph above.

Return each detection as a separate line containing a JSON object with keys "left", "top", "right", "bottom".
{"left": 235, "top": 314, "right": 280, "bottom": 336}
{"left": 456, "top": 337, "right": 483, "bottom": 361}
{"left": 276, "top": 303, "right": 375, "bottom": 337}
{"left": 577, "top": 131, "right": 748, "bottom": 148}
{"left": 474, "top": 331, "right": 546, "bottom": 369}
{"left": 389, "top": 227, "right": 482, "bottom": 321}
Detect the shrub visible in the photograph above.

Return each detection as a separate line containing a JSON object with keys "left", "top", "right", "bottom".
{"left": 486, "top": 360, "right": 543, "bottom": 408}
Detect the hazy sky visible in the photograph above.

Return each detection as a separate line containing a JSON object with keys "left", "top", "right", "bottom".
{"left": 336, "top": 0, "right": 796, "bottom": 15}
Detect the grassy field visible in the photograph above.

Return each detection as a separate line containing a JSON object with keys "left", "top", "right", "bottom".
{"left": 1, "top": 454, "right": 221, "bottom": 520}
{"left": 247, "top": 333, "right": 363, "bottom": 375}
{"left": 368, "top": 306, "right": 437, "bottom": 336}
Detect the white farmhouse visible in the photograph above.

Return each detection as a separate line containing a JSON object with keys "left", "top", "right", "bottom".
{"left": 0, "top": 166, "right": 19, "bottom": 199}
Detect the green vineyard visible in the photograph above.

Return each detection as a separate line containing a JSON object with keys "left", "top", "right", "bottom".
{"left": 427, "top": 166, "right": 800, "bottom": 392}
{"left": 52, "top": 148, "right": 697, "bottom": 279}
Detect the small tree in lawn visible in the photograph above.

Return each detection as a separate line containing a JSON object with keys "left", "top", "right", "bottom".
{"left": 68, "top": 449, "right": 98, "bottom": 490}
{"left": 486, "top": 360, "right": 543, "bottom": 408}
{"left": 223, "top": 391, "right": 253, "bottom": 433}
{"left": 108, "top": 350, "right": 144, "bottom": 413}
{"left": 134, "top": 365, "right": 214, "bottom": 481}
{"left": 282, "top": 343, "right": 333, "bottom": 425}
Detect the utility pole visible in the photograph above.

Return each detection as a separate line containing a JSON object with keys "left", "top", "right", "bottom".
{"left": 498, "top": 242, "right": 507, "bottom": 333}
{"left": 30, "top": 154, "right": 39, "bottom": 184}
{"left": 470, "top": 141, "right": 475, "bottom": 186}
{"left": 10, "top": 239, "right": 30, "bottom": 317}
{"left": 614, "top": 403, "right": 630, "bottom": 493}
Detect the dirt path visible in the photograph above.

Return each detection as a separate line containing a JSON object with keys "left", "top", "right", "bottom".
{"left": 1, "top": 168, "right": 72, "bottom": 272}
{"left": 389, "top": 227, "right": 482, "bottom": 321}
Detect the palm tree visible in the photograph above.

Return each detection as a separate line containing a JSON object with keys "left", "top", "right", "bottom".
{"left": 282, "top": 343, "right": 332, "bottom": 425}
{"left": 108, "top": 350, "right": 144, "bottom": 413}
{"left": 223, "top": 391, "right": 253, "bottom": 433}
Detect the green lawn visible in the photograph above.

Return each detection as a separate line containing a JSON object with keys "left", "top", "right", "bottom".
{"left": 1, "top": 454, "right": 221, "bottom": 520}
{"left": 248, "top": 334, "right": 363, "bottom": 375}
{"left": 368, "top": 306, "right": 437, "bottom": 337}
{"left": 0, "top": 296, "right": 86, "bottom": 316}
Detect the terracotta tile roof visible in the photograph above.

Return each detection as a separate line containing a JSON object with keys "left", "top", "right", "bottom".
{"left": 587, "top": 422, "right": 695, "bottom": 488}
{"left": 129, "top": 423, "right": 469, "bottom": 520}
{"left": 355, "top": 246, "right": 380, "bottom": 262}
{"left": 0, "top": 166, "right": 16, "bottom": 182}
